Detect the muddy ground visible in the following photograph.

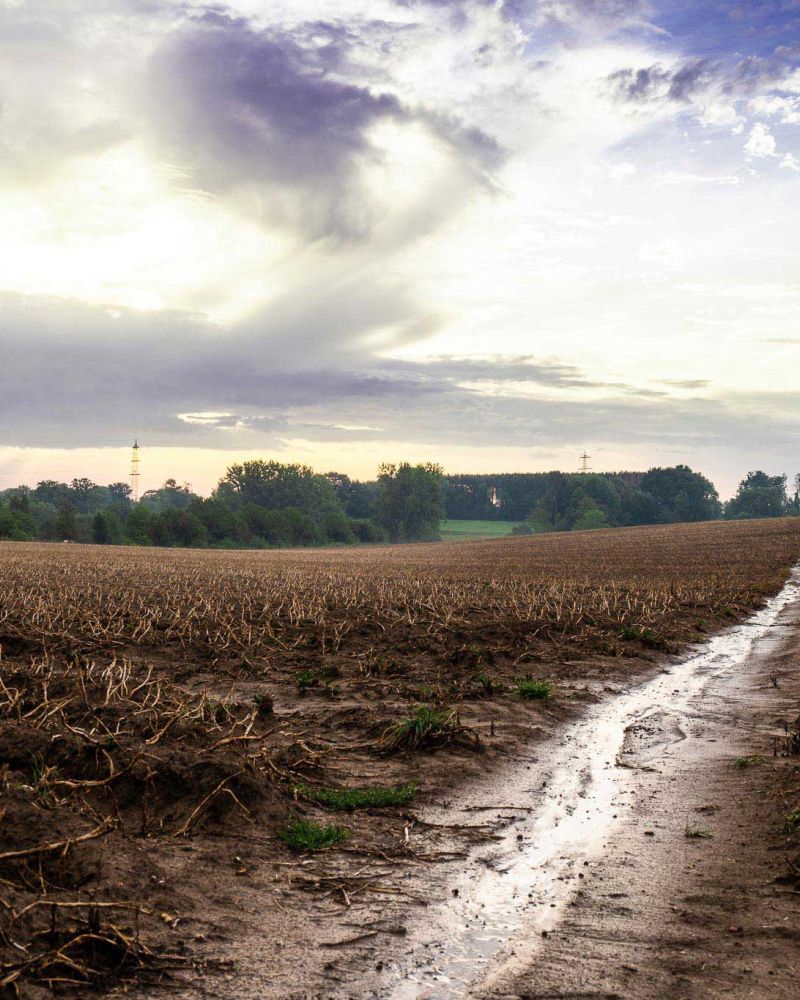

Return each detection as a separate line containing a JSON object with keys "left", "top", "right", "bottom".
{"left": 2, "top": 525, "right": 800, "bottom": 999}
{"left": 98, "top": 592, "right": 800, "bottom": 1000}
{"left": 475, "top": 589, "right": 800, "bottom": 1000}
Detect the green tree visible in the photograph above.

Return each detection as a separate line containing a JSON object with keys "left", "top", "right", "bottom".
{"left": 529, "top": 472, "right": 574, "bottom": 532}
{"left": 54, "top": 501, "right": 79, "bottom": 541}
{"left": 639, "top": 465, "right": 721, "bottom": 522}
{"left": 373, "top": 463, "right": 444, "bottom": 542}
{"left": 218, "top": 460, "right": 340, "bottom": 519}
{"left": 725, "top": 471, "right": 787, "bottom": 520}
{"left": 141, "top": 479, "right": 199, "bottom": 513}
{"left": 572, "top": 507, "right": 609, "bottom": 531}
{"left": 92, "top": 511, "right": 112, "bottom": 544}
{"left": 125, "top": 505, "right": 152, "bottom": 546}
{"left": 321, "top": 511, "right": 357, "bottom": 544}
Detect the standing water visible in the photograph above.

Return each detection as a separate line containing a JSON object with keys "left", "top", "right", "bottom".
{"left": 385, "top": 569, "right": 800, "bottom": 999}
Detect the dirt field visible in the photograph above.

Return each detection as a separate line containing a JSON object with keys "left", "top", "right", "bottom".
{"left": 1, "top": 518, "right": 800, "bottom": 998}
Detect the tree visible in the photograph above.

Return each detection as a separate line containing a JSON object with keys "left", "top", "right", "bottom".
{"left": 572, "top": 507, "right": 609, "bottom": 531}
{"left": 325, "top": 473, "right": 375, "bottom": 519}
{"left": 790, "top": 473, "right": 800, "bottom": 515}
{"left": 92, "top": 511, "right": 112, "bottom": 544}
{"left": 530, "top": 472, "right": 575, "bottom": 532}
{"left": 32, "top": 480, "right": 71, "bottom": 507}
{"left": 725, "top": 471, "right": 787, "bottom": 520}
{"left": 54, "top": 501, "right": 78, "bottom": 541}
{"left": 125, "top": 505, "right": 152, "bottom": 546}
{"left": 638, "top": 465, "right": 721, "bottom": 522}
{"left": 373, "top": 463, "right": 444, "bottom": 542}
{"left": 141, "top": 479, "right": 199, "bottom": 513}
{"left": 618, "top": 487, "right": 662, "bottom": 526}
{"left": 321, "top": 511, "right": 356, "bottom": 544}
{"left": 107, "top": 482, "right": 133, "bottom": 506}
{"left": 218, "top": 461, "right": 340, "bottom": 519}
{"left": 69, "top": 478, "right": 100, "bottom": 513}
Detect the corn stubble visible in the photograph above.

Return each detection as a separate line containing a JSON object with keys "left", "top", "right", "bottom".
{"left": 0, "top": 516, "right": 799, "bottom": 993}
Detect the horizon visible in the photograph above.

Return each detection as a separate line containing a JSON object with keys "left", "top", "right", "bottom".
{"left": 1, "top": 442, "right": 793, "bottom": 504}
{"left": 1, "top": 2, "right": 799, "bottom": 493}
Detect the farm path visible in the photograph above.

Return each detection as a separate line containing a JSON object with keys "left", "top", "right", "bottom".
{"left": 466, "top": 575, "right": 800, "bottom": 1000}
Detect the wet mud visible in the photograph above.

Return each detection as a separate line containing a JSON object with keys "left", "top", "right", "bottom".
{"left": 376, "top": 571, "right": 800, "bottom": 999}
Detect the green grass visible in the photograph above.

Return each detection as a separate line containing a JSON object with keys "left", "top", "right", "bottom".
{"left": 734, "top": 754, "right": 766, "bottom": 769}
{"left": 513, "top": 678, "right": 553, "bottom": 701}
{"left": 440, "top": 520, "right": 520, "bottom": 541}
{"left": 618, "top": 625, "right": 667, "bottom": 650}
{"left": 277, "top": 819, "right": 350, "bottom": 852}
{"left": 296, "top": 782, "right": 418, "bottom": 811}
{"left": 386, "top": 705, "right": 461, "bottom": 749}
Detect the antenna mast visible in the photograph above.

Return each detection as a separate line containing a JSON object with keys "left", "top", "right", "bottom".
{"left": 130, "top": 440, "right": 141, "bottom": 502}
{"left": 578, "top": 451, "right": 592, "bottom": 473}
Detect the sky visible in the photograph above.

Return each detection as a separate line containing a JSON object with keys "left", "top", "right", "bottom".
{"left": 1, "top": 0, "right": 799, "bottom": 499}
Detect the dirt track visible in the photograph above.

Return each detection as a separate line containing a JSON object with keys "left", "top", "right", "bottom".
{"left": 473, "top": 579, "right": 800, "bottom": 1000}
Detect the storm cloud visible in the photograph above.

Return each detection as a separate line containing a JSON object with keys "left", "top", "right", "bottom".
{"left": 143, "top": 13, "right": 503, "bottom": 240}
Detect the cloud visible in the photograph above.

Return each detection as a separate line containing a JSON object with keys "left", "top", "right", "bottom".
{"left": 781, "top": 152, "right": 800, "bottom": 172}
{"left": 142, "top": 13, "right": 503, "bottom": 241}
{"left": 0, "top": 291, "right": 601, "bottom": 449}
{"left": 744, "top": 122, "right": 777, "bottom": 158}
{"left": 606, "top": 54, "right": 788, "bottom": 123}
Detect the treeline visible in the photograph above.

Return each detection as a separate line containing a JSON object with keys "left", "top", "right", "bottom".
{"left": 446, "top": 467, "right": 800, "bottom": 533}
{"left": 0, "top": 462, "right": 797, "bottom": 549}
{"left": 0, "top": 462, "right": 444, "bottom": 548}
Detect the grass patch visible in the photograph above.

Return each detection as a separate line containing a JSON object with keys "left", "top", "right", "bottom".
{"left": 296, "top": 782, "right": 418, "bottom": 811}
{"left": 383, "top": 704, "right": 477, "bottom": 751}
{"left": 618, "top": 625, "right": 667, "bottom": 649}
{"left": 784, "top": 809, "right": 800, "bottom": 834}
{"left": 734, "top": 754, "right": 766, "bottom": 769}
{"left": 513, "top": 678, "right": 553, "bottom": 701}
{"left": 277, "top": 819, "right": 350, "bottom": 852}
{"left": 440, "top": 520, "right": 520, "bottom": 541}
{"left": 295, "top": 670, "right": 318, "bottom": 691}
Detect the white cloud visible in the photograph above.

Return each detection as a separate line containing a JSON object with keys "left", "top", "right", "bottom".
{"left": 744, "top": 122, "right": 777, "bottom": 158}
{"left": 749, "top": 95, "right": 800, "bottom": 125}
{"left": 781, "top": 153, "right": 800, "bottom": 172}
{"left": 697, "top": 102, "right": 743, "bottom": 129}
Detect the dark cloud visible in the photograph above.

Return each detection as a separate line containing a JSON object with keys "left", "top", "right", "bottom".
{"left": 608, "top": 59, "right": 714, "bottom": 103}
{"left": 607, "top": 53, "right": 788, "bottom": 107}
{"left": 0, "top": 292, "right": 588, "bottom": 448}
{"left": 1, "top": 293, "right": 798, "bottom": 464}
{"left": 144, "top": 14, "right": 502, "bottom": 241}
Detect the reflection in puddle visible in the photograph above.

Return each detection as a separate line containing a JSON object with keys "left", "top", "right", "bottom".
{"left": 386, "top": 570, "right": 799, "bottom": 1000}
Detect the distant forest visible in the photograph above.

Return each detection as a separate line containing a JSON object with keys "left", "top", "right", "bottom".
{"left": 0, "top": 461, "right": 797, "bottom": 549}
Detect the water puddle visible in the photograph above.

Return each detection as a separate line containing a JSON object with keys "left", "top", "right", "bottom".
{"left": 386, "top": 569, "right": 800, "bottom": 999}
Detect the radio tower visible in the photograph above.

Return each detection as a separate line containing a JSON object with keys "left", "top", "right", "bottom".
{"left": 578, "top": 451, "right": 592, "bottom": 472}
{"left": 130, "top": 440, "right": 141, "bottom": 502}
